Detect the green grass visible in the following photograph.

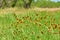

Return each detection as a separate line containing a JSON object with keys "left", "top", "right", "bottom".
{"left": 0, "top": 11, "right": 60, "bottom": 40}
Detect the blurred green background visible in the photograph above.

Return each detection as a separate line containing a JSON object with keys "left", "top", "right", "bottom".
{"left": 0, "top": 0, "right": 60, "bottom": 8}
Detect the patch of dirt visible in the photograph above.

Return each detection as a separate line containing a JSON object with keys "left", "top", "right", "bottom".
{"left": 33, "top": 8, "right": 60, "bottom": 11}
{"left": 0, "top": 7, "right": 60, "bottom": 15}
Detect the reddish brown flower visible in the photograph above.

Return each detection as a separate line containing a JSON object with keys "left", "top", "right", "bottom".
{"left": 36, "top": 13, "right": 39, "bottom": 16}
{"left": 39, "top": 24, "right": 41, "bottom": 26}
{"left": 58, "top": 27, "right": 60, "bottom": 30}
{"left": 51, "top": 24, "right": 57, "bottom": 29}
{"left": 59, "top": 31, "right": 60, "bottom": 34}
{"left": 44, "top": 16, "right": 47, "bottom": 19}
{"left": 53, "top": 18, "right": 56, "bottom": 21}
{"left": 13, "top": 30, "right": 17, "bottom": 35}
{"left": 41, "top": 31, "right": 44, "bottom": 34}
{"left": 18, "top": 19, "right": 23, "bottom": 23}
{"left": 37, "top": 36, "right": 40, "bottom": 39}
{"left": 51, "top": 18, "right": 56, "bottom": 22}
{"left": 31, "top": 31, "right": 35, "bottom": 35}
{"left": 16, "top": 28, "right": 18, "bottom": 31}
{"left": 45, "top": 21, "right": 48, "bottom": 25}
{"left": 16, "top": 18, "right": 19, "bottom": 20}
{"left": 25, "top": 16, "right": 29, "bottom": 19}
{"left": 11, "top": 24, "right": 13, "bottom": 26}
{"left": 40, "top": 17, "right": 42, "bottom": 20}
{"left": 15, "top": 22, "right": 19, "bottom": 27}
{"left": 48, "top": 27, "right": 51, "bottom": 31}
{"left": 30, "top": 17, "right": 32, "bottom": 20}
{"left": 14, "top": 13, "right": 17, "bottom": 18}
{"left": 30, "top": 19, "right": 32, "bottom": 23}
{"left": 34, "top": 20, "right": 38, "bottom": 25}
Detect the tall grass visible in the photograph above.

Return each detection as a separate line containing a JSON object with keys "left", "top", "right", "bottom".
{"left": 0, "top": 11, "right": 60, "bottom": 40}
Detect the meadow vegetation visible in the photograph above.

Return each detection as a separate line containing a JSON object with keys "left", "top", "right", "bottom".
{"left": 0, "top": 0, "right": 60, "bottom": 40}
{"left": 0, "top": 10, "right": 60, "bottom": 40}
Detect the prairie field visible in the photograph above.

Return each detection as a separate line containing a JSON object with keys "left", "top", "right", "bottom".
{"left": 0, "top": 8, "right": 60, "bottom": 40}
